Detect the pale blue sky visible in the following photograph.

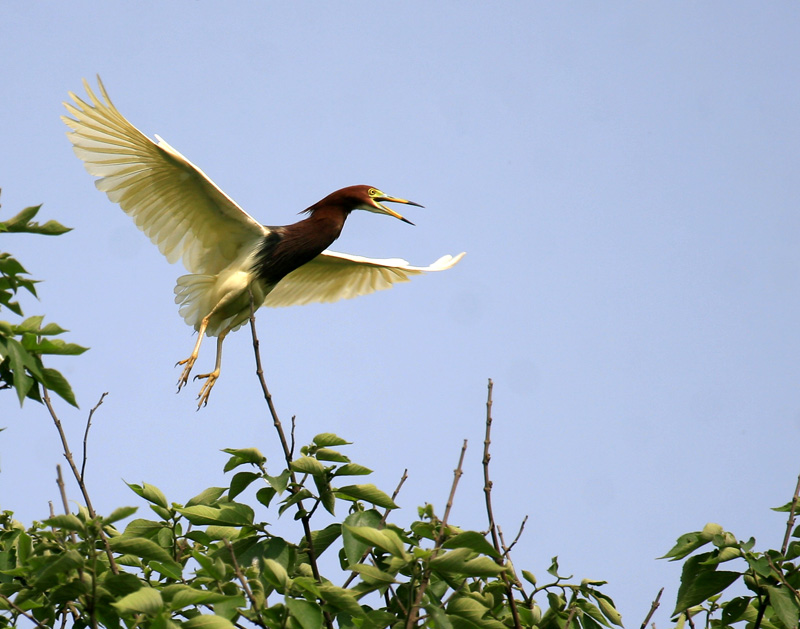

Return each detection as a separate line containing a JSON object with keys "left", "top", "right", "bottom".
{"left": 2, "top": 2, "right": 800, "bottom": 623}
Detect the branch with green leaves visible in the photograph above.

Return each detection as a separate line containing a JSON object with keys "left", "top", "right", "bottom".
{"left": 0, "top": 194, "right": 86, "bottom": 407}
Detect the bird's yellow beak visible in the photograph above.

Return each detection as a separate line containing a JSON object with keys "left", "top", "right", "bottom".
{"left": 371, "top": 194, "right": 423, "bottom": 226}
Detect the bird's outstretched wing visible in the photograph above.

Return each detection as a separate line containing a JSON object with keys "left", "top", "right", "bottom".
{"left": 62, "top": 78, "right": 267, "bottom": 275}
{"left": 263, "top": 251, "right": 466, "bottom": 307}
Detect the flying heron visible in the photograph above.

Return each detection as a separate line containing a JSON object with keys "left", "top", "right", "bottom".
{"left": 62, "top": 79, "right": 464, "bottom": 407}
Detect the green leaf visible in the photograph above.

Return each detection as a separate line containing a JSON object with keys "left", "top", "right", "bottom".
{"left": 673, "top": 553, "right": 741, "bottom": 614}
{"left": 126, "top": 482, "right": 169, "bottom": 509}
{"left": 43, "top": 514, "right": 85, "bottom": 533}
{"left": 21, "top": 336, "right": 88, "bottom": 356}
{"left": 661, "top": 531, "right": 711, "bottom": 561}
{"left": 447, "top": 595, "right": 505, "bottom": 629}
{"left": 342, "top": 510, "right": 382, "bottom": 566}
{"left": 32, "top": 549, "right": 84, "bottom": 589}
{"left": 301, "top": 524, "right": 342, "bottom": 561}
{"left": 163, "top": 584, "right": 241, "bottom": 608}
{"left": 721, "top": 596, "right": 751, "bottom": 625}
{"left": 177, "top": 503, "right": 254, "bottom": 526}
{"left": 593, "top": 594, "right": 623, "bottom": 627}
{"left": 112, "top": 586, "right": 164, "bottom": 614}
{"left": 291, "top": 456, "right": 326, "bottom": 476}
{"left": 317, "top": 584, "right": 366, "bottom": 618}
{"left": 442, "top": 531, "right": 500, "bottom": 560}
{"left": 186, "top": 486, "right": 227, "bottom": 507}
{"left": 182, "top": 615, "right": 237, "bottom": 629}
{"left": 262, "top": 558, "right": 291, "bottom": 589}
{"left": 16, "top": 531, "right": 32, "bottom": 565}
{"left": 314, "top": 474, "right": 336, "bottom": 515}
{"left": 123, "top": 518, "right": 165, "bottom": 538}
{"left": 336, "top": 484, "right": 398, "bottom": 510}
{"left": 107, "top": 536, "right": 181, "bottom": 573}
{"left": 522, "top": 570, "right": 537, "bottom": 586}
{"left": 103, "top": 506, "right": 138, "bottom": 525}
{"left": 150, "top": 560, "right": 183, "bottom": 580}
{"left": 228, "top": 472, "right": 260, "bottom": 500}
{"left": 221, "top": 447, "right": 265, "bottom": 472}
{"left": 314, "top": 448, "right": 350, "bottom": 463}
{"left": 766, "top": 585, "right": 799, "bottom": 629}
{"left": 334, "top": 463, "right": 373, "bottom": 476}
{"left": 460, "top": 556, "right": 507, "bottom": 577}
{"left": 1, "top": 205, "right": 71, "bottom": 235}
{"left": 286, "top": 597, "right": 323, "bottom": 629}
{"left": 40, "top": 366, "right": 79, "bottom": 406}
{"left": 265, "top": 469, "right": 290, "bottom": 493}
{"left": 278, "top": 487, "right": 314, "bottom": 516}
{"left": 345, "top": 525, "right": 407, "bottom": 559}
{"left": 313, "top": 433, "right": 351, "bottom": 447}
{"left": 349, "top": 563, "right": 396, "bottom": 585}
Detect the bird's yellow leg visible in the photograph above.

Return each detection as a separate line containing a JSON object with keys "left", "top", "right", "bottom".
{"left": 176, "top": 317, "right": 210, "bottom": 391}
{"left": 194, "top": 328, "right": 229, "bottom": 408}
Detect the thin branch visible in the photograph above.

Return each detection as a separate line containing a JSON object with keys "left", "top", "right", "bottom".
{"left": 564, "top": 604, "right": 579, "bottom": 629}
{"left": 767, "top": 556, "right": 800, "bottom": 600}
{"left": 0, "top": 593, "right": 49, "bottom": 629}
{"left": 482, "top": 379, "right": 522, "bottom": 628}
{"left": 224, "top": 539, "right": 267, "bottom": 627}
{"left": 500, "top": 516, "right": 528, "bottom": 557}
{"left": 781, "top": 471, "right": 800, "bottom": 556}
{"left": 42, "top": 387, "right": 118, "bottom": 575}
{"left": 405, "top": 440, "right": 468, "bottom": 629}
{"left": 640, "top": 588, "right": 663, "bottom": 629}
{"left": 247, "top": 290, "right": 333, "bottom": 629}
{"left": 81, "top": 392, "right": 108, "bottom": 482}
{"left": 56, "top": 465, "right": 78, "bottom": 544}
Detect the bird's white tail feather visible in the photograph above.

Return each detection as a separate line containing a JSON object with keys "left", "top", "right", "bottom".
{"left": 174, "top": 274, "right": 215, "bottom": 330}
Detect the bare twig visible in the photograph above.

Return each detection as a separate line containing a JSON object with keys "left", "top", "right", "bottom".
{"left": 781, "top": 472, "right": 800, "bottom": 556}
{"left": 247, "top": 290, "right": 333, "bottom": 629}
{"left": 0, "top": 593, "right": 49, "bottom": 629}
{"left": 640, "top": 588, "right": 663, "bottom": 629}
{"left": 224, "top": 538, "right": 267, "bottom": 627}
{"left": 482, "top": 379, "right": 522, "bottom": 628}
{"left": 56, "top": 465, "right": 78, "bottom": 544}
{"left": 42, "top": 387, "right": 119, "bottom": 575}
{"left": 405, "top": 440, "right": 468, "bottom": 629}
{"left": 81, "top": 392, "right": 108, "bottom": 482}
{"left": 500, "top": 516, "right": 529, "bottom": 557}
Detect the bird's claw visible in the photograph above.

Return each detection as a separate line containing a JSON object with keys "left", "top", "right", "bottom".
{"left": 194, "top": 370, "right": 220, "bottom": 409}
{"left": 175, "top": 356, "right": 197, "bottom": 392}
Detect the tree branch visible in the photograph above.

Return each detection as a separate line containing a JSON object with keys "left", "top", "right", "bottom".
{"left": 224, "top": 538, "right": 267, "bottom": 628}
{"left": 405, "top": 440, "right": 468, "bottom": 629}
{"left": 42, "top": 387, "right": 118, "bottom": 575}
{"left": 247, "top": 290, "right": 333, "bottom": 629}
{"left": 81, "top": 392, "right": 108, "bottom": 482}
{"left": 482, "top": 378, "right": 522, "bottom": 628}
{"left": 639, "top": 587, "right": 663, "bottom": 629}
{"left": 781, "top": 471, "right": 800, "bottom": 556}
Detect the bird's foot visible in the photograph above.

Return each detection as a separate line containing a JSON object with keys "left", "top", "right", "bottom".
{"left": 176, "top": 355, "right": 198, "bottom": 391}
{"left": 194, "top": 369, "right": 220, "bottom": 409}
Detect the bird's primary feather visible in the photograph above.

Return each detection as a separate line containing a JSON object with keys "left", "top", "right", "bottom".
{"left": 62, "top": 79, "right": 267, "bottom": 276}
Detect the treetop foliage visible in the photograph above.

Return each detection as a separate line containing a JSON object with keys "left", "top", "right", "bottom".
{"left": 2, "top": 195, "right": 799, "bottom": 629}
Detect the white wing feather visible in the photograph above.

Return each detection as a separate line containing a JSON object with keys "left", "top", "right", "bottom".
{"left": 62, "top": 78, "right": 267, "bottom": 275}
{"left": 264, "top": 251, "right": 466, "bottom": 307}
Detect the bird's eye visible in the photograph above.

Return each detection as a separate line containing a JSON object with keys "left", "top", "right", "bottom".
{"left": 368, "top": 188, "right": 379, "bottom": 197}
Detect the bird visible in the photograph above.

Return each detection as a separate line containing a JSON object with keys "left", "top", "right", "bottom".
{"left": 62, "top": 78, "right": 464, "bottom": 407}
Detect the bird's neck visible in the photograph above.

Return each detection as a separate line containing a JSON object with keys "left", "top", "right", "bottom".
{"left": 254, "top": 207, "right": 349, "bottom": 284}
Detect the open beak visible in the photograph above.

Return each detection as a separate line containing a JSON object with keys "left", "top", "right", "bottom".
{"left": 373, "top": 195, "right": 424, "bottom": 226}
